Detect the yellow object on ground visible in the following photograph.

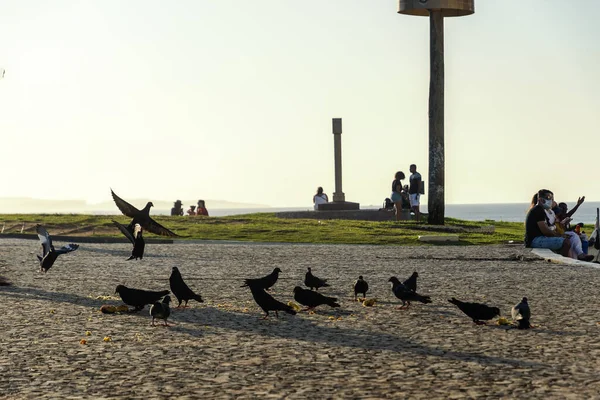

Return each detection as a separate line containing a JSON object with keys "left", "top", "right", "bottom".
{"left": 362, "top": 298, "right": 377, "bottom": 307}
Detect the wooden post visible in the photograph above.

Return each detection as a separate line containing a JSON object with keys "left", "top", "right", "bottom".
{"left": 428, "top": 10, "right": 445, "bottom": 225}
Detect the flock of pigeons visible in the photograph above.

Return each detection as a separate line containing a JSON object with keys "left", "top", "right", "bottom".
{"left": 26, "top": 189, "right": 532, "bottom": 329}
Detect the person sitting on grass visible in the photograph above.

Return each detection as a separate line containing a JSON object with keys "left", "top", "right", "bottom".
{"left": 187, "top": 205, "right": 196, "bottom": 216}
{"left": 525, "top": 189, "right": 571, "bottom": 258}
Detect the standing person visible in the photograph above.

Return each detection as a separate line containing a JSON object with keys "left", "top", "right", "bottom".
{"left": 171, "top": 200, "right": 184, "bottom": 216}
{"left": 409, "top": 164, "right": 422, "bottom": 222}
{"left": 525, "top": 189, "right": 572, "bottom": 258}
{"left": 390, "top": 171, "right": 405, "bottom": 221}
{"left": 197, "top": 200, "right": 209, "bottom": 216}
{"left": 313, "top": 187, "right": 329, "bottom": 210}
{"left": 187, "top": 205, "right": 196, "bottom": 216}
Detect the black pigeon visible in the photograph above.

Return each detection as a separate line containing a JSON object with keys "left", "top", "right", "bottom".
{"left": 112, "top": 221, "right": 145, "bottom": 260}
{"left": 36, "top": 224, "right": 79, "bottom": 273}
{"left": 512, "top": 297, "right": 531, "bottom": 329}
{"left": 0, "top": 276, "right": 11, "bottom": 286}
{"left": 245, "top": 281, "right": 296, "bottom": 319}
{"left": 388, "top": 277, "right": 431, "bottom": 309}
{"left": 293, "top": 286, "right": 340, "bottom": 310}
{"left": 169, "top": 267, "right": 204, "bottom": 307}
{"left": 353, "top": 276, "right": 369, "bottom": 300}
{"left": 403, "top": 271, "right": 418, "bottom": 292}
{"left": 448, "top": 297, "right": 501, "bottom": 325}
{"left": 115, "top": 284, "right": 170, "bottom": 311}
{"left": 241, "top": 267, "right": 281, "bottom": 290}
{"left": 111, "top": 189, "right": 179, "bottom": 237}
{"left": 304, "top": 267, "right": 330, "bottom": 291}
{"left": 150, "top": 295, "right": 172, "bottom": 326}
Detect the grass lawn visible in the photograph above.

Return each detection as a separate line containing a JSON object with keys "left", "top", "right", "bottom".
{"left": 0, "top": 213, "right": 525, "bottom": 246}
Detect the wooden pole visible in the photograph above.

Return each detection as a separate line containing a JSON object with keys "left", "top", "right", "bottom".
{"left": 428, "top": 10, "right": 445, "bottom": 225}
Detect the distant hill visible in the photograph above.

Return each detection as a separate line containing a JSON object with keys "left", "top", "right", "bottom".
{"left": 0, "top": 197, "right": 269, "bottom": 214}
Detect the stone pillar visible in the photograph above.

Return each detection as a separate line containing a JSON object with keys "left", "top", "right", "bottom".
{"left": 332, "top": 118, "right": 345, "bottom": 202}
{"left": 317, "top": 118, "right": 359, "bottom": 211}
{"left": 398, "top": 0, "right": 474, "bottom": 225}
{"left": 427, "top": 10, "right": 445, "bottom": 225}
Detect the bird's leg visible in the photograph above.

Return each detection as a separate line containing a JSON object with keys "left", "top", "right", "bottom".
{"left": 473, "top": 320, "right": 486, "bottom": 325}
{"left": 151, "top": 317, "right": 156, "bottom": 326}
{"left": 275, "top": 310, "right": 279, "bottom": 318}
{"left": 261, "top": 312, "right": 269, "bottom": 320}
{"left": 302, "top": 307, "right": 315, "bottom": 312}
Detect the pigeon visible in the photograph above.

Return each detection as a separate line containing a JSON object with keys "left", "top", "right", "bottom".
{"left": 110, "top": 189, "right": 179, "bottom": 237}
{"left": 169, "top": 267, "right": 204, "bottom": 307}
{"left": 293, "top": 286, "right": 340, "bottom": 310}
{"left": 0, "top": 276, "right": 11, "bottom": 286}
{"left": 304, "top": 267, "right": 330, "bottom": 291}
{"left": 115, "top": 285, "right": 170, "bottom": 311}
{"left": 150, "top": 295, "right": 172, "bottom": 326}
{"left": 240, "top": 267, "right": 281, "bottom": 290}
{"left": 245, "top": 280, "right": 296, "bottom": 319}
{"left": 112, "top": 221, "right": 145, "bottom": 260}
{"left": 36, "top": 224, "right": 79, "bottom": 273}
{"left": 448, "top": 297, "right": 501, "bottom": 325}
{"left": 511, "top": 297, "right": 531, "bottom": 329}
{"left": 388, "top": 277, "right": 431, "bottom": 309}
{"left": 403, "top": 271, "right": 418, "bottom": 292}
{"left": 353, "top": 276, "right": 369, "bottom": 300}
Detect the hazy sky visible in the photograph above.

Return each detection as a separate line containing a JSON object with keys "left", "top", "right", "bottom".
{"left": 1, "top": 0, "right": 599, "bottom": 208}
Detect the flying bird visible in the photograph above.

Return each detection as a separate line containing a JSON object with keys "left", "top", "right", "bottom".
{"left": 150, "top": 295, "right": 172, "bottom": 326}
{"left": 511, "top": 297, "right": 531, "bottom": 329}
{"left": 245, "top": 280, "right": 296, "bottom": 319}
{"left": 293, "top": 286, "right": 340, "bottom": 310}
{"left": 110, "top": 189, "right": 179, "bottom": 237}
{"left": 241, "top": 267, "right": 281, "bottom": 290}
{"left": 169, "top": 267, "right": 204, "bottom": 307}
{"left": 112, "top": 221, "right": 145, "bottom": 260}
{"left": 115, "top": 285, "right": 170, "bottom": 311}
{"left": 388, "top": 277, "right": 431, "bottom": 309}
{"left": 353, "top": 276, "right": 369, "bottom": 300}
{"left": 36, "top": 225, "right": 79, "bottom": 273}
{"left": 448, "top": 297, "right": 501, "bottom": 325}
{"left": 304, "top": 267, "right": 330, "bottom": 291}
{"left": 403, "top": 271, "right": 418, "bottom": 292}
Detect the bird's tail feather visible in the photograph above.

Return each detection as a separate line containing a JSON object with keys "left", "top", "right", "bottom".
{"left": 193, "top": 294, "right": 204, "bottom": 303}
{"left": 418, "top": 295, "right": 432, "bottom": 304}
{"left": 37, "top": 255, "right": 42, "bottom": 262}
{"left": 327, "top": 298, "right": 340, "bottom": 307}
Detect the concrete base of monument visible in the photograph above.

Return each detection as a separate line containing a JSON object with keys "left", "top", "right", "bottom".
{"left": 275, "top": 209, "right": 428, "bottom": 221}
{"left": 317, "top": 201, "right": 360, "bottom": 211}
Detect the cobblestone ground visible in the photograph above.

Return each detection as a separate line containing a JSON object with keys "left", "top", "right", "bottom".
{"left": 1, "top": 239, "right": 600, "bottom": 399}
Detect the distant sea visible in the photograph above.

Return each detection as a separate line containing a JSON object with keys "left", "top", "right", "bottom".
{"left": 148, "top": 202, "right": 600, "bottom": 225}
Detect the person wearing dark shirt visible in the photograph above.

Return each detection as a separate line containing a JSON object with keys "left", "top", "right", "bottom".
{"left": 408, "top": 164, "right": 422, "bottom": 223}
{"left": 171, "top": 200, "right": 184, "bottom": 216}
{"left": 525, "top": 189, "right": 571, "bottom": 257}
{"left": 390, "top": 171, "right": 405, "bottom": 221}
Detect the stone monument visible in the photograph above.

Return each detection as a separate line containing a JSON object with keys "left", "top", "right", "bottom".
{"left": 398, "top": 0, "right": 474, "bottom": 225}
{"left": 317, "top": 118, "right": 359, "bottom": 211}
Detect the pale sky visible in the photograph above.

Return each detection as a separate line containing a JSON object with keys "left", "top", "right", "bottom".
{"left": 1, "top": 0, "right": 599, "bottom": 208}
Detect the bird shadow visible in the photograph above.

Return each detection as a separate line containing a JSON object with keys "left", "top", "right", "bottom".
{"left": 80, "top": 247, "right": 174, "bottom": 258}
{"left": 169, "top": 306, "right": 546, "bottom": 368}
{"left": 0, "top": 285, "right": 106, "bottom": 308}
